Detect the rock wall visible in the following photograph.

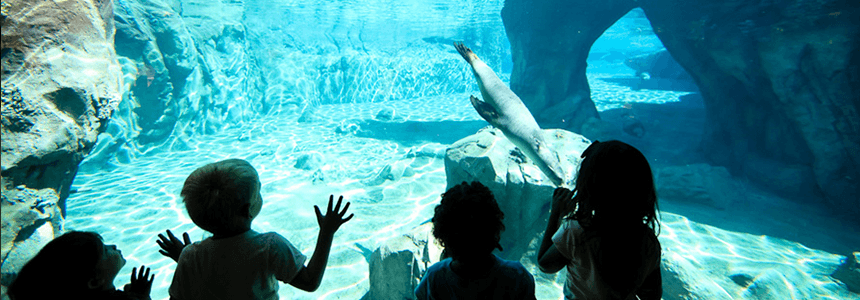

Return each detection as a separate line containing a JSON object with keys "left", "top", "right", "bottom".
{"left": 501, "top": 0, "right": 860, "bottom": 216}
{"left": 81, "top": 0, "right": 267, "bottom": 173}
{"left": 242, "top": 0, "right": 509, "bottom": 111}
{"left": 0, "top": 0, "right": 122, "bottom": 292}
{"left": 83, "top": 0, "right": 511, "bottom": 171}
{"left": 501, "top": 0, "right": 637, "bottom": 131}
{"left": 444, "top": 127, "right": 590, "bottom": 260}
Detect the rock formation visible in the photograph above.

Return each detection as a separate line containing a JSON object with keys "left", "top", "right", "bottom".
{"left": 502, "top": 0, "right": 860, "bottom": 216}
{"left": 1, "top": 0, "right": 122, "bottom": 291}
{"left": 90, "top": 0, "right": 265, "bottom": 155}
{"left": 444, "top": 127, "right": 590, "bottom": 259}
{"left": 832, "top": 252, "right": 860, "bottom": 294}
{"left": 362, "top": 223, "right": 440, "bottom": 300}
{"left": 655, "top": 164, "right": 745, "bottom": 210}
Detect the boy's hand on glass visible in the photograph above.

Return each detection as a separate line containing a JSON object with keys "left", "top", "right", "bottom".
{"left": 123, "top": 265, "right": 154, "bottom": 296}
{"left": 315, "top": 195, "right": 354, "bottom": 235}
{"left": 551, "top": 187, "right": 575, "bottom": 215}
{"left": 157, "top": 229, "right": 191, "bottom": 262}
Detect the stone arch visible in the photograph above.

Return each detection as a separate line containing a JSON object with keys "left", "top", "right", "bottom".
{"left": 501, "top": 0, "right": 859, "bottom": 217}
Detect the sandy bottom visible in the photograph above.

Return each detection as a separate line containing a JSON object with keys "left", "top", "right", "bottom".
{"left": 66, "top": 71, "right": 858, "bottom": 299}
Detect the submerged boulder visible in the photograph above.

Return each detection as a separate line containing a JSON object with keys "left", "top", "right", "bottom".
{"left": 832, "top": 252, "right": 860, "bottom": 293}
{"left": 366, "top": 245, "right": 421, "bottom": 300}
{"left": 363, "top": 224, "right": 439, "bottom": 300}
{"left": 444, "top": 127, "right": 589, "bottom": 259}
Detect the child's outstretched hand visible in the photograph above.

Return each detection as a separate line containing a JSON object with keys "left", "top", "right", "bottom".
{"left": 157, "top": 229, "right": 191, "bottom": 262}
{"left": 315, "top": 195, "right": 354, "bottom": 236}
{"left": 123, "top": 265, "right": 154, "bottom": 296}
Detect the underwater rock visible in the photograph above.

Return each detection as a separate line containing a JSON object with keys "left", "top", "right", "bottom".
{"left": 297, "top": 105, "right": 323, "bottom": 123}
{"left": 363, "top": 165, "right": 394, "bottom": 186}
{"left": 405, "top": 143, "right": 448, "bottom": 159}
{"left": 832, "top": 252, "right": 860, "bottom": 293}
{"left": 444, "top": 127, "right": 589, "bottom": 259}
{"left": 375, "top": 107, "right": 396, "bottom": 121}
{"left": 311, "top": 169, "right": 326, "bottom": 185}
{"left": 661, "top": 254, "right": 733, "bottom": 300}
{"left": 362, "top": 222, "right": 440, "bottom": 300}
{"left": 335, "top": 120, "right": 361, "bottom": 135}
{"left": 1, "top": 0, "right": 121, "bottom": 284}
{"left": 365, "top": 240, "right": 422, "bottom": 300}
{"left": 362, "top": 160, "right": 415, "bottom": 186}
{"left": 741, "top": 269, "right": 796, "bottom": 300}
{"left": 108, "top": 0, "right": 266, "bottom": 152}
{"left": 0, "top": 187, "right": 63, "bottom": 282}
{"left": 294, "top": 152, "right": 324, "bottom": 170}
{"left": 654, "top": 164, "right": 743, "bottom": 210}
{"left": 501, "top": 0, "right": 629, "bottom": 132}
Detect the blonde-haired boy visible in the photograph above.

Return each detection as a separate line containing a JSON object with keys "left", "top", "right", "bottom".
{"left": 157, "top": 159, "right": 353, "bottom": 300}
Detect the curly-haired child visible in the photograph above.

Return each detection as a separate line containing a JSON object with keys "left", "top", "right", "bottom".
{"left": 415, "top": 181, "right": 536, "bottom": 299}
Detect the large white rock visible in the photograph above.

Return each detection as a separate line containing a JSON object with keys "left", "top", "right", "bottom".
{"left": 444, "top": 127, "right": 590, "bottom": 259}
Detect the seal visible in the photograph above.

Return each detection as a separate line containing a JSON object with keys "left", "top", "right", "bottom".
{"left": 454, "top": 42, "right": 566, "bottom": 186}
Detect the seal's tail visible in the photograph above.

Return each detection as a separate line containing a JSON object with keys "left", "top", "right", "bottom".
{"left": 454, "top": 42, "right": 478, "bottom": 64}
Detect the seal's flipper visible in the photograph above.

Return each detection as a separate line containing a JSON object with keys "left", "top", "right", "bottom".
{"left": 470, "top": 95, "right": 500, "bottom": 123}
{"left": 454, "top": 42, "right": 477, "bottom": 64}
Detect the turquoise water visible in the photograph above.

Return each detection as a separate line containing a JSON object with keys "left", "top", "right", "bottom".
{"left": 67, "top": 74, "right": 857, "bottom": 299}
{"left": 57, "top": 1, "right": 859, "bottom": 299}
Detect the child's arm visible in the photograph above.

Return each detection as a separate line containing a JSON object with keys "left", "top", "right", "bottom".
{"left": 289, "top": 195, "right": 354, "bottom": 292}
{"left": 537, "top": 188, "right": 574, "bottom": 273}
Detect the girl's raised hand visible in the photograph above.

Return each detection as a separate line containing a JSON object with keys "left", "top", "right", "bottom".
{"left": 551, "top": 187, "right": 575, "bottom": 215}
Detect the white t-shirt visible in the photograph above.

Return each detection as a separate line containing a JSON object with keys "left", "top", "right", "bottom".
{"left": 552, "top": 220, "right": 661, "bottom": 300}
{"left": 169, "top": 230, "right": 308, "bottom": 300}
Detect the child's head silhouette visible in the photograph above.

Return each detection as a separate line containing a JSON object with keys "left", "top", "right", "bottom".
{"left": 9, "top": 231, "right": 125, "bottom": 299}
{"left": 432, "top": 181, "right": 505, "bottom": 260}
{"left": 181, "top": 159, "right": 262, "bottom": 236}
{"left": 571, "top": 140, "right": 659, "bottom": 232}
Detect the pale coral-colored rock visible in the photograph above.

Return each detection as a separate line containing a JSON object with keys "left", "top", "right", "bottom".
{"left": 1, "top": 0, "right": 121, "bottom": 290}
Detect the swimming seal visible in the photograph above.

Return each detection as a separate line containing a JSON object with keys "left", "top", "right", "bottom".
{"left": 454, "top": 42, "right": 566, "bottom": 186}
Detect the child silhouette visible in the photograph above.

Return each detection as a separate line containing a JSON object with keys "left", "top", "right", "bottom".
{"left": 416, "top": 181, "right": 536, "bottom": 299}
{"left": 538, "top": 140, "right": 662, "bottom": 300}
{"left": 157, "top": 159, "right": 353, "bottom": 299}
{"left": 8, "top": 231, "right": 153, "bottom": 300}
